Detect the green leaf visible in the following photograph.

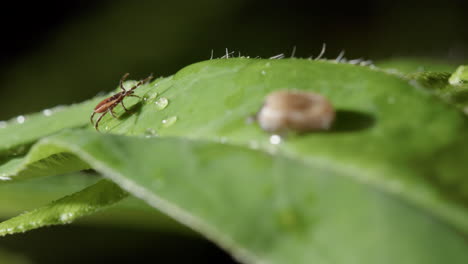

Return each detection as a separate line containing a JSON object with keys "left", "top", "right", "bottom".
{"left": 0, "top": 101, "right": 98, "bottom": 155}
{"left": 0, "top": 172, "right": 101, "bottom": 217}
{"left": 5, "top": 130, "right": 468, "bottom": 264}
{"left": 376, "top": 58, "right": 458, "bottom": 74}
{"left": 2, "top": 58, "right": 468, "bottom": 263}
{"left": 375, "top": 59, "right": 468, "bottom": 111}
{"left": 449, "top": 65, "right": 468, "bottom": 87}
{"left": 407, "top": 67, "right": 468, "bottom": 112}
{"left": 0, "top": 173, "right": 190, "bottom": 233}
{"left": 0, "top": 179, "right": 127, "bottom": 236}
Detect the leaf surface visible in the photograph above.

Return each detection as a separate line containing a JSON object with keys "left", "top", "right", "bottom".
{"left": 4, "top": 131, "right": 468, "bottom": 264}
{"left": 1, "top": 59, "right": 468, "bottom": 263}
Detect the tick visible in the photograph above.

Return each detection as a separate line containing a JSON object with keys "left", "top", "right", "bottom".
{"left": 90, "top": 73, "right": 153, "bottom": 131}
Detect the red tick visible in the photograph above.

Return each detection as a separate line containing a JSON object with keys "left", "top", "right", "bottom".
{"left": 90, "top": 73, "right": 153, "bottom": 131}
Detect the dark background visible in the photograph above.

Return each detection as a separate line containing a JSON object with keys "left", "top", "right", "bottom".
{"left": 0, "top": 0, "right": 467, "bottom": 263}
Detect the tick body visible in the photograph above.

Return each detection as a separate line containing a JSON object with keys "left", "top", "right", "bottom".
{"left": 90, "top": 73, "right": 153, "bottom": 131}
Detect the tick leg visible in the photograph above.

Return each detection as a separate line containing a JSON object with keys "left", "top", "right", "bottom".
{"left": 120, "top": 73, "right": 130, "bottom": 92}
{"left": 121, "top": 101, "right": 129, "bottom": 112}
{"left": 110, "top": 108, "right": 117, "bottom": 118}
{"left": 128, "top": 74, "right": 154, "bottom": 92}
{"left": 90, "top": 112, "right": 97, "bottom": 125}
{"left": 128, "top": 94, "right": 141, "bottom": 99}
{"left": 142, "top": 74, "right": 154, "bottom": 84}
{"left": 94, "top": 111, "right": 109, "bottom": 132}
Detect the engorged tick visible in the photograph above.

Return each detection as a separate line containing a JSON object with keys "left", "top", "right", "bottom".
{"left": 90, "top": 73, "right": 153, "bottom": 131}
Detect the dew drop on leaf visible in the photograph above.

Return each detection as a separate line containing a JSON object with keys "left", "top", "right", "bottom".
{"left": 42, "top": 109, "right": 53, "bottom": 116}
{"left": 16, "top": 115, "right": 25, "bottom": 124}
{"left": 144, "top": 128, "right": 158, "bottom": 138}
{"left": 162, "top": 116, "right": 177, "bottom": 128}
{"left": 269, "top": 135, "right": 282, "bottom": 145}
{"left": 59, "top": 212, "right": 74, "bottom": 222}
{"left": 123, "top": 80, "right": 138, "bottom": 89}
{"left": 0, "top": 176, "right": 12, "bottom": 181}
{"left": 147, "top": 92, "right": 158, "bottom": 101}
{"left": 155, "top": 97, "right": 169, "bottom": 110}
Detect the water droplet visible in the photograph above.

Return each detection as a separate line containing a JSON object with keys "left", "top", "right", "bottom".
{"left": 154, "top": 82, "right": 159, "bottom": 87}
{"left": 123, "top": 80, "right": 138, "bottom": 89}
{"left": 0, "top": 121, "right": 7, "bottom": 128}
{"left": 265, "top": 62, "right": 271, "bottom": 67}
{"left": 52, "top": 105, "right": 66, "bottom": 112}
{"left": 162, "top": 116, "right": 177, "bottom": 128}
{"left": 105, "top": 126, "right": 109, "bottom": 131}
{"left": 144, "top": 128, "right": 158, "bottom": 138}
{"left": 261, "top": 70, "right": 267, "bottom": 75}
{"left": 146, "top": 92, "right": 159, "bottom": 101}
{"left": 0, "top": 176, "right": 11, "bottom": 181}
{"left": 42, "top": 109, "right": 53, "bottom": 116}
{"left": 60, "top": 212, "right": 74, "bottom": 222}
{"left": 155, "top": 97, "right": 169, "bottom": 110}
{"left": 16, "top": 115, "right": 25, "bottom": 124}
{"left": 269, "top": 135, "right": 282, "bottom": 145}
